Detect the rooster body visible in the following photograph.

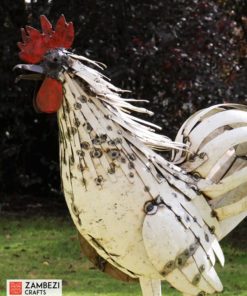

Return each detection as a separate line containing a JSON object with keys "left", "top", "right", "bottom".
{"left": 16, "top": 16, "right": 247, "bottom": 296}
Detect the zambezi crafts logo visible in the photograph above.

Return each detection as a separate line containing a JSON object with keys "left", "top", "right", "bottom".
{"left": 7, "top": 280, "right": 62, "bottom": 296}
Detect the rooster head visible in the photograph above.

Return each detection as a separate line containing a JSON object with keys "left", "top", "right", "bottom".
{"left": 15, "top": 15, "right": 74, "bottom": 113}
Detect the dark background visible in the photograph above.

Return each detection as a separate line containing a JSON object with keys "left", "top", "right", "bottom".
{"left": 0, "top": 0, "right": 246, "bottom": 213}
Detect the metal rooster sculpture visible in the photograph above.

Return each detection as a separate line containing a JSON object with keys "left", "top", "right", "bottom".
{"left": 15, "top": 16, "right": 247, "bottom": 296}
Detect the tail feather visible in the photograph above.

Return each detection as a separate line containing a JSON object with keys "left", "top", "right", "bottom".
{"left": 173, "top": 104, "right": 247, "bottom": 239}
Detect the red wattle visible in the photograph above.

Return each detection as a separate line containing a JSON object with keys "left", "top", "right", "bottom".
{"left": 36, "top": 77, "right": 63, "bottom": 113}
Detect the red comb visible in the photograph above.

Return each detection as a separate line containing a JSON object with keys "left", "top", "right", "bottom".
{"left": 18, "top": 15, "right": 74, "bottom": 64}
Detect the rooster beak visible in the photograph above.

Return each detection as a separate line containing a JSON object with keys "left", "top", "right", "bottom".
{"left": 13, "top": 64, "right": 45, "bottom": 82}
{"left": 13, "top": 64, "right": 45, "bottom": 73}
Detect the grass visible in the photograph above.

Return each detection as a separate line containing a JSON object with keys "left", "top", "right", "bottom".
{"left": 0, "top": 214, "right": 246, "bottom": 296}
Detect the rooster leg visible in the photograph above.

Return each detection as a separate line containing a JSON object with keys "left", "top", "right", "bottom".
{"left": 139, "top": 278, "right": 162, "bottom": 296}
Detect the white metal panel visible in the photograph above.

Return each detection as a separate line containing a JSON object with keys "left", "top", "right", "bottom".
{"left": 195, "top": 127, "right": 247, "bottom": 176}
{"left": 188, "top": 109, "right": 247, "bottom": 154}
{"left": 200, "top": 167, "right": 247, "bottom": 198}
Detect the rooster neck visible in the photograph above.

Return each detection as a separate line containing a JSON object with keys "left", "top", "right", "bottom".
{"left": 57, "top": 69, "right": 202, "bottom": 209}
{"left": 58, "top": 71, "right": 158, "bottom": 190}
{"left": 57, "top": 67, "right": 201, "bottom": 197}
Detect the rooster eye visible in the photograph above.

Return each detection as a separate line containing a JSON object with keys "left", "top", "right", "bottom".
{"left": 144, "top": 201, "right": 158, "bottom": 215}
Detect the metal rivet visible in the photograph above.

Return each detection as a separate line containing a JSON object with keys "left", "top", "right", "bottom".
{"left": 70, "top": 127, "right": 77, "bottom": 135}
{"left": 129, "top": 172, "right": 134, "bottom": 178}
{"left": 108, "top": 140, "right": 115, "bottom": 146}
{"left": 199, "top": 265, "right": 205, "bottom": 273}
{"left": 199, "top": 152, "right": 206, "bottom": 159}
{"left": 107, "top": 163, "right": 116, "bottom": 174}
{"left": 93, "top": 134, "right": 107, "bottom": 145}
{"left": 188, "top": 154, "right": 195, "bottom": 162}
{"left": 107, "top": 125, "right": 112, "bottom": 131}
{"left": 74, "top": 102, "right": 82, "bottom": 110}
{"left": 74, "top": 117, "right": 80, "bottom": 127}
{"left": 91, "top": 148, "right": 103, "bottom": 158}
{"left": 209, "top": 226, "right": 216, "bottom": 234}
{"left": 100, "top": 134, "right": 107, "bottom": 143}
{"left": 205, "top": 233, "right": 209, "bottom": 242}
{"left": 120, "top": 157, "right": 126, "bottom": 163}
{"left": 192, "top": 274, "right": 201, "bottom": 285}
{"left": 160, "top": 270, "right": 167, "bottom": 276}
{"left": 175, "top": 250, "right": 189, "bottom": 268}
{"left": 84, "top": 122, "right": 92, "bottom": 132}
{"left": 79, "top": 95, "right": 87, "bottom": 103}
{"left": 95, "top": 175, "right": 104, "bottom": 185}
{"left": 81, "top": 141, "right": 90, "bottom": 150}
{"left": 176, "top": 257, "right": 184, "bottom": 267}
{"left": 108, "top": 149, "right": 120, "bottom": 160}
{"left": 144, "top": 186, "right": 150, "bottom": 192}
{"left": 117, "top": 130, "right": 122, "bottom": 135}
{"left": 76, "top": 150, "right": 85, "bottom": 157}
{"left": 189, "top": 242, "right": 198, "bottom": 255}
{"left": 92, "top": 137, "right": 101, "bottom": 145}
{"left": 166, "top": 261, "right": 174, "bottom": 268}
{"left": 64, "top": 105, "right": 70, "bottom": 113}
{"left": 128, "top": 153, "right": 136, "bottom": 161}
{"left": 108, "top": 168, "right": 115, "bottom": 174}
{"left": 115, "top": 137, "right": 122, "bottom": 144}
{"left": 186, "top": 215, "right": 191, "bottom": 222}
{"left": 161, "top": 260, "right": 175, "bottom": 276}
{"left": 104, "top": 114, "right": 112, "bottom": 120}
{"left": 192, "top": 172, "right": 201, "bottom": 181}
{"left": 211, "top": 210, "right": 217, "bottom": 218}
{"left": 128, "top": 161, "right": 135, "bottom": 169}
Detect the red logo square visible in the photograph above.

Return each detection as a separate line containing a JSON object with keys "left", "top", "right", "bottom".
{"left": 9, "top": 282, "right": 22, "bottom": 295}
